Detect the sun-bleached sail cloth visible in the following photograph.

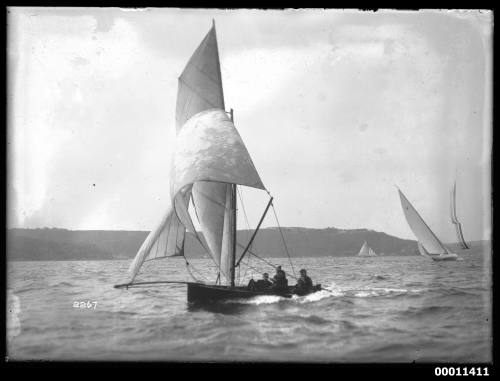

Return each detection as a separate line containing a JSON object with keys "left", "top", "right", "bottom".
{"left": 398, "top": 189, "right": 450, "bottom": 255}
{"left": 127, "top": 26, "right": 267, "bottom": 284}
{"left": 450, "top": 181, "right": 469, "bottom": 249}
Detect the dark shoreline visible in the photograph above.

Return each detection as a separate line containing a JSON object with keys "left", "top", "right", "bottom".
{"left": 7, "top": 227, "right": 488, "bottom": 262}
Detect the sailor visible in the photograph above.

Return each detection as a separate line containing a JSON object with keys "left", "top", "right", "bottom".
{"left": 254, "top": 273, "right": 273, "bottom": 290}
{"left": 295, "top": 269, "right": 313, "bottom": 293}
{"left": 272, "top": 266, "right": 288, "bottom": 290}
{"left": 247, "top": 278, "right": 257, "bottom": 291}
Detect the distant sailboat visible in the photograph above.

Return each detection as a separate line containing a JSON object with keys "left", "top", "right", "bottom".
{"left": 398, "top": 188, "right": 458, "bottom": 261}
{"left": 450, "top": 181, "right": 470, "bottom": 249}
{"left": 357, "top": 241, "right": 378, "bottom": 257}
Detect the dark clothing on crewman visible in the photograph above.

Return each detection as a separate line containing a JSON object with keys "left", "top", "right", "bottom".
{"left": 272, "top": 270, "right": 288, "bottom": 290}
{"left": 295, "top": 275, "right": 313, "bottom": 293}
{"left": 255, "top": 279, "right": 273, "bottom": 290}
{"left": 247, "top": 277, "right": 273, "bottom": 291}
{"left": 247, "top": 279, "right": 256, "bottom": 290}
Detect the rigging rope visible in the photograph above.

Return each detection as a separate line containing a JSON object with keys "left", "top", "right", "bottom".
{"left": 237, "top": 188, "right": 252, "bottom": 237}
{"left": 183, "top": 257, "right": 209, "bottom": 283}
{"left": 236, "top": 187, "right": 253, "bottom": 286}
{"left": 241, "top": 248, "right": 252, "bottom": 282}
{"left": 271, "top": 202, "right": 297, "bottom": 279}
{"left": 241, "top": 260, "right": 272, "bottom": 279}
{"left": 236, "top": 243, "right": 299, "bottom": 281}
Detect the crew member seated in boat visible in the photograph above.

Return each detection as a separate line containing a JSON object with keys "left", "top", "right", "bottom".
{"left": 247, "top": 273, "right": 273, "bottom": 291}
{"left": 272, "top": 266, "right": 288, "bottom": 290}
{"left": 295, "top": 269, "right": 313, "bottom": 293}
{"left": 256, "top": 273, "right": 273, "bottom": 290}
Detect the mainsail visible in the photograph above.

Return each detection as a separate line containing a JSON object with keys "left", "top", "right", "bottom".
{"left": 127, "top": 23, "right": 266, "bottom": 285}
{"left": 398, "top": 189, "right": 449, "bottom": 255}
{"left": 450, "top": 181, "right": 470, "bottom": 249}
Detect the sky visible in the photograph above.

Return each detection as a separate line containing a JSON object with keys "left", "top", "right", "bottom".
{"left": 7, "top": 8, "right": 492, "bottom": 242}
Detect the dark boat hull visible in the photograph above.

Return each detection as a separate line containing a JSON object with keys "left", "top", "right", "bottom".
{"left": 187, "top": 282, "right": 322, "bottom": 303}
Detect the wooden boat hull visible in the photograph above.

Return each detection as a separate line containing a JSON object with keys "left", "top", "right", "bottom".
{"left": 187, "top": 282, "right": 322, "bottom": 303}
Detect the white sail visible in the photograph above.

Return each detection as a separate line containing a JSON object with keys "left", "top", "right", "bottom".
{"left": 358, "top": 241, "right": 369, "bottom": 256}
{"left": 176, "top": 23, "right": 225, "bottom": 132}
{"left": 220, "top": 187, "right": 235, "bottom": 283}
{"left": 127, "top": 194, "right": 187, "bottom": 283}
{"left": 358, "top": 241, "right": 377, "bottom": 257}
{"left": 398, "top": 189, "right": 449, "bottom": 255}
{"left": 172, "top": 109, "right": 265, "bottom": 194}
{"left": 417, "top": 241, "right": 432, "bottom": 258}
{"left": 172, "top": 109, "right": 266, "bottom": 283}
{"left": 175, "top": 23, "right": 230, "bottom": 277}
{"left": 128, "top": 24, "right": 266, "bottom": 285}
{"left": 450, "top": 181, "right": 470, "bottom": 249}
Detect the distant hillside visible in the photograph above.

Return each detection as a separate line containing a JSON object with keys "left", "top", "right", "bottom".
{"left": 7, "top": 226, "right": 421, "bottom": 261}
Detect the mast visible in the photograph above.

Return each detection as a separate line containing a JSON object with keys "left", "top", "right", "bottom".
{"left": 230, "top": 108, "right": 236, "bottom": 287}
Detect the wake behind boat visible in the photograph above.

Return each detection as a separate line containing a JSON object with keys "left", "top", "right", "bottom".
{"left": 114, "top": 21, "right": 322, "bottom": 303}
{"left": 398, "top": 188, "right": 458, "bottom": 261}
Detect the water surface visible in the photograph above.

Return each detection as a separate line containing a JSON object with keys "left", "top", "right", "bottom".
{"left": 7, "top": 246, "right": 491, "bottom": 362}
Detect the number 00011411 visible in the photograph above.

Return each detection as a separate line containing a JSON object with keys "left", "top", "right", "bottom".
{"left": 435, "top": 367, "right": 490, "bottom": 376}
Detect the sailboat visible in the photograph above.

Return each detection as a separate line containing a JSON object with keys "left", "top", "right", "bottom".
{"left": 114, "top": 21, "right": 321, "bottom": 303}
{"left": 450, "top": 181, "right": 470, "bottom": 249}
{"left": 397, "top": 188, "right": 458, "bottom": 261}
{"left": 357, "top": 241, "right": 377, "bottom": 257}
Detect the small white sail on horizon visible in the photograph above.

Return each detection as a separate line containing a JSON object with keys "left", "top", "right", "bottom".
{"left": 358, "top": 241, "right": 368, "bottom": 256}
{"left": 398, "top": 188, "right": 458, "bottom": 261}
{"left": 357, "top": 241, "right": 378, "bottom": 257}
{"left": 450, "top": 181, "right": 470, "bottom": 250}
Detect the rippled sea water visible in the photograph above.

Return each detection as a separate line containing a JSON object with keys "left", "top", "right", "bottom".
{"left": 7, "top": 245, "right": 491, "bottom": 362}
